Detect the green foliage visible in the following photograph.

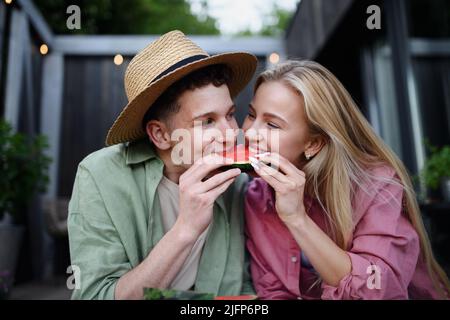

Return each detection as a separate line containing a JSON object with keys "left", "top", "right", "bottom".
{"left": 421, "top": 143, "right": 450, "bottom": 190}
{"left": 34, "top": 0, "right": 220, "bottom": 35}
{"left": 0, "top": 120, "right": 51, "bottom": 224}
{"left": 144, "top": 288, "right": 215, "bottom": 300}
{"left": 0, "top": 271, "right": 12, "bottom": 300}
{"left": 259, "top": 6, "right": 293, "bottom": 36}
{"left": 237, "top": 5, "right": 293, "bottom": 36}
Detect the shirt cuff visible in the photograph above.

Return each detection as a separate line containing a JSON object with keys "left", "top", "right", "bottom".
{"left": 321, "top": 251, "right": 372, "bottom": 300}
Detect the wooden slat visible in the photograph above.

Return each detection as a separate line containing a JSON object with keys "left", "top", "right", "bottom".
{"left": 17, "top": 0, "right": 53, "bottom": 46}
{"left": 286, "top": 0, "right": 354, "bottom": 58}
{"left": 53, "top": 35, "right": 284, "bottom": 56}
{"left": 4, "top": 9, "right": 26, "bottom": 131}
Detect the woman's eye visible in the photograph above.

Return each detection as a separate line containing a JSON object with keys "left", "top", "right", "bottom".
{"left": 247, "top": 113, "right": 256, "bottom": 120}
{"left": 267, "top": 122, "right": 280, "bottom": 129}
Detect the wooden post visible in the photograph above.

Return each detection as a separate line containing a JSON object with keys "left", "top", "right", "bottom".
{"left": 4, "top": 9, "right": 26, "bottom": 131}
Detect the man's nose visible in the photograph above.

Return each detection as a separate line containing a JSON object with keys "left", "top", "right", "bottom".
{"left": 215, "top": 120, "right": 237, "bottom": 144}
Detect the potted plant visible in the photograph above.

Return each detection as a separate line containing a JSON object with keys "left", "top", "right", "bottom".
{"left": 422, "top": 144, "right": 450, "bottom": 203}
{"left": 0, "top": 119, "right": 51, "bottom": 299}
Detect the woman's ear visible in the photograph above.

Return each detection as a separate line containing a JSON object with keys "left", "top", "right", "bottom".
{"left": 305, "top": 136, "right": 326, "bottom": 158}
{"left": 145, "top": 120, "right": 172, "bottom": 150}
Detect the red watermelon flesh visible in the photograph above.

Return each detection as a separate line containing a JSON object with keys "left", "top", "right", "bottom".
{"left": 221, "top": 144, "right": 254, "bottom": 172}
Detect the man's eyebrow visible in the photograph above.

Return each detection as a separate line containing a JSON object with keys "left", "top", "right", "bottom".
{"left": 192, "top": 112, "right": 214, "bottom": 120}
{"left": 192, "top": 104, "right": 236, "bottom": 120}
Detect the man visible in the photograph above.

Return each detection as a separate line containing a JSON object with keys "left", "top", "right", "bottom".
{"left": 67, "top": 30, "right": 257, "bottom": 299}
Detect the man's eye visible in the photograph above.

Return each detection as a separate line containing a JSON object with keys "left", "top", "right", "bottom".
{"left": 203, "top": 118, "right": 214, "bottom": 126}
{"left": 247, "top": 113, "right": 256, "bottom": 120}
{"left": 226, "top": 112, "right": 235, "bottom": 120}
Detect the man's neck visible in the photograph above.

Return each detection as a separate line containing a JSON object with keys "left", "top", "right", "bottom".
{"left": 156, "top": 149, "right": 186, "bottom": 184}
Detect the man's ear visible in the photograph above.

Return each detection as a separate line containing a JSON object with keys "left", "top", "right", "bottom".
{"left": 145, "top": 120, "right": 172, "bottom": 150}
{"left": 305, "top": 135, "right": 326, "bottom": 158}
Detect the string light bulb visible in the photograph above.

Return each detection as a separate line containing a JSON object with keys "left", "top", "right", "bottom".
{"left": 114, "top": 54, "right": 124, "bottom": 66}
{"left": 269, "top": 52, "right": 280, "bottom": 64}
{"left": 39, "top": 44, "right": 49, "bottom": 55}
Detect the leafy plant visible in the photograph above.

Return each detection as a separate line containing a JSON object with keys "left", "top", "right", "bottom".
{"left": 144, "top": 288, "right": 215, "bottom": 300}
{"left": 0, "top": 270, "right": 12, "bottom": 300}
{"left": 421, "top": 144, "right": 450, "bottom": 190}
{"left": 143, "top": 287, "right": 258, "bottom": 300}
{"left": 0, "top": 120, "right": 51, "bottom": 224}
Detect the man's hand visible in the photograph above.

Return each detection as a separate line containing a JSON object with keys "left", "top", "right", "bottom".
{"left": 116, "top": 154, "right": 241, "bottom": 299}
{"left": 176, "top": 154, "right": 241, "bottom": 238}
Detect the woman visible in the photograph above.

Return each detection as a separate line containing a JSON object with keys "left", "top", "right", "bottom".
{"left": 243, "top": 60, "right": 450, "bottom": 299}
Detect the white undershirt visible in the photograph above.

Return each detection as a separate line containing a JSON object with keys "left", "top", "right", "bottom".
{"left": 156, "top": 175, "right": 211, "bottom": 290}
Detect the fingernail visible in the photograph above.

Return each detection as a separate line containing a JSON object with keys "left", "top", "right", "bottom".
{"left": 250, "top": 162, "right": 260, "bottom": 170}
{"left": 249, "top": 157, "right": 260, "bottom": 170}
{"left": 249, "top": 156, "right": 258, "bottom": 164}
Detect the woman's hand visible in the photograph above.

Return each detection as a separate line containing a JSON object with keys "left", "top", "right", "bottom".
{"left": 250, "top": 153, "right": 307, "bottom": 226}
{"left": 250, "top": 153, "right": 352, "bottom": 288}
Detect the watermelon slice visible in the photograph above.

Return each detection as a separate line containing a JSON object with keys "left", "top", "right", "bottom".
{"left": 221, "top": 144, "right": 254, "bottom": 172}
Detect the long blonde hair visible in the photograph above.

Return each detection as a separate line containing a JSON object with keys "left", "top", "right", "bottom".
{"left": 255, "top": 60, "right": 450, "bottom": 298}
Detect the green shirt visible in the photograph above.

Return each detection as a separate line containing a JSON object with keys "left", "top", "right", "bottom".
{"left": 68, "top": 139, "right": 254, "bottom": 299}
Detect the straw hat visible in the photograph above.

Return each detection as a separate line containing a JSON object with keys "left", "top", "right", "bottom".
{"left": 105, "top": 30, "right": 258, "bottom": 146}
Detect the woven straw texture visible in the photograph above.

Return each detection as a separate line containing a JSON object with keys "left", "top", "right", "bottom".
{"left": 106, "top": 30, "right": 257, "bottom": 146}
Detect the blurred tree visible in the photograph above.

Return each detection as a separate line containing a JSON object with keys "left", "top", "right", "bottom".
{"left": 236, "top": 5, "right": 293, "bottom": 37}
{"left": 259, "top": 6, "right": 292, "bottom": 37}
{"left": 34, "top": 0, "right": 219, "bottom": 35}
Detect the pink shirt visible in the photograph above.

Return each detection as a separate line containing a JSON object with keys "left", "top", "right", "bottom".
{"left": 245, "top": 166, "right": 445, "bottom": 300}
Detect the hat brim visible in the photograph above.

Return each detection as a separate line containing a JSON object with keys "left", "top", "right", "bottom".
{"left": 105, "top": 52, "right": 257, "bottom": 146}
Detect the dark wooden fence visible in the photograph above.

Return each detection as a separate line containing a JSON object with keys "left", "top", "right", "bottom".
{"left": 57, "top": 55, "right": 267, "bottom": 197}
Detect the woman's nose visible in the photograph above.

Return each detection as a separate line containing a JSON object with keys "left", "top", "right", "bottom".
{"left": 244, "top": 124, "right": 263, "bottom": 143}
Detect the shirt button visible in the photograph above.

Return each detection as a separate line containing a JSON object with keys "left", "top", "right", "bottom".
{"left": 291, "top": 256, "right": 298, "bottom": 263}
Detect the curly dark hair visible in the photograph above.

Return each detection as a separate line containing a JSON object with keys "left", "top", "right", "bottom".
{"left": 141, "top": 64, "right": 233, "bottom": 128}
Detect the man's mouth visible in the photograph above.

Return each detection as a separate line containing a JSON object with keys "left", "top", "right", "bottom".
{"left": 203, "top": 143, "right": 234, "bottom": 157}
{"left": 248, "top": 146, "right": 268, "bottom": 156}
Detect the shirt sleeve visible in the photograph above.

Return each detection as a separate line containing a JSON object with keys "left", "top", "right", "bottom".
{"left": 68, "top": 165, "right": 132, "bottom": 300}
{"left": 321, "top": 175, "right": 420, "bottom": 300}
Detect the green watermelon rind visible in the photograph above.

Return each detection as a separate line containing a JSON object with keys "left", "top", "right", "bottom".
{"left": 220, "top": 161, "right": 254, "bottom": 172}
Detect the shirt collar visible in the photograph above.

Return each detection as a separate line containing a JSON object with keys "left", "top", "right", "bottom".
{"left": 125, "top": 139, "right": 158, "bottom": 165}
{"left": 125, "top": 138, "right": 227, "bottom": 213}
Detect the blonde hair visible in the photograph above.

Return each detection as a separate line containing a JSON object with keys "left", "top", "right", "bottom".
{"left": 255, "top": 60, "right": 450, "bottom": 298}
